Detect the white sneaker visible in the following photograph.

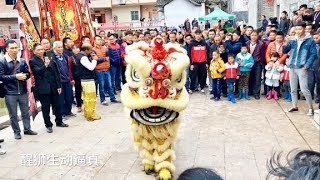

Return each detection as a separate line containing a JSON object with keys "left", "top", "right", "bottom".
{"left": 188, "top": 90, "right": 193, "bottom": 94}
{"left": 101, "top": 101, "right": 108, "bottom": 106}
{"left": 307, "top": 109, "right": 314, "bottom": 116}
{"left": 201, "top": 89, "right": 205, "bottom": 94}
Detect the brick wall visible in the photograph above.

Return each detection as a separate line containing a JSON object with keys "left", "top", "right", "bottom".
{"left": 257, "top": 0, "right": 274, "bottom": 28}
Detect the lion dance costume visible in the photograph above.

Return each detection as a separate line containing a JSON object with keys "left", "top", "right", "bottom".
{"left": 121, "top": 37, "right": 190, "bottom": 180}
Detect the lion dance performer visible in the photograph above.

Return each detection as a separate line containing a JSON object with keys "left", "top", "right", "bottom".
{"left": 121, "top": 37, "right": 190, "bottom": 180}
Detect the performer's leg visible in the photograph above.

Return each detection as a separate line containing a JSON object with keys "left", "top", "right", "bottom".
{"left": 131, "top": 120, "right": 155, "bottom": 174}
{"left": 153, "top": 121, "right": 180, "bottom": 180}
{"left": 82, "top": 80, "right": 100, "bottom": 121}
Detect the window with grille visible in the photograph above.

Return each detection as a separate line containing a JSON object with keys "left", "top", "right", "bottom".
{"left": 131, "top": 11, "right": 139, "bottom": 21}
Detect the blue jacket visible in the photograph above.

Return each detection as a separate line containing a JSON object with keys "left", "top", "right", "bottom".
{"left": 108, "top": 43, "right": 122, "bottom": 67}
{"left": 225, "top": 40, "right": 242, "bottom": 55}
{"left": 279, "top": 18, "right": 289, "bottom": 34}
{"left": 282, "top": 34, "right": 317, "bottom": 69}
{"left": 183, "top": 43, "right": 191, "bottom": 61}
{"left": 52, "top": 53, "right": 70, "bottom": 83}
{"left": 235, "top": 52, "right": 254, "bottom": 72}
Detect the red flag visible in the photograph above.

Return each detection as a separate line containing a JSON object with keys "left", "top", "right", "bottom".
{"left": 75, "top": 0, "right": 94, "bottom": 41}
{"left": 37, "top": 0, "right": 51, "bottom": 39}
{"left": 47, "top": 0, "right": 83, "bottom": 44}
{"left": 14, "top": 0, "right": 40, "bottom": 120}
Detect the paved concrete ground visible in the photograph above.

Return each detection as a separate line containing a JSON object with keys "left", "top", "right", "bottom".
{"left": 0, "top": 92, "right": 319, "bottom": 180}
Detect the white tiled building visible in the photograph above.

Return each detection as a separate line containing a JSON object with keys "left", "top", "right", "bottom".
{"left": 90, "top": 0, "right": 159, "bottom": 29}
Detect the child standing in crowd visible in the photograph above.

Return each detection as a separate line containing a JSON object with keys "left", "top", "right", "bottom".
{"left": 265, "top": 52, "right": 283, "bottom": 100}
{"left": 224, "top": 54, "right": 239, "bottom": 103}
{"left": 281, "top": 58, "right": 291, "bottom": 102}
{"left": 209, "top": 50, "right": 225, "bottom": 101}
{"left": 235, "top": 45, "right": 254, "bottom": 100}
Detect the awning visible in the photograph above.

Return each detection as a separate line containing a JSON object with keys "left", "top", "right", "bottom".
{"left": 198, "top": 7, "right": 236, "bottom": 21}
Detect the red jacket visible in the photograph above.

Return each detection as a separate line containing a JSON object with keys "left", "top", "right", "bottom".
{"left": 188, "top": 39, "right": 210, "bottom": 64}
{"left": 67, "top": 56, "right": 74, "bottom": 81}
{"left": 0, "top": 38, "right": 5, "bottom": 46}
{"left": 281, "top": 65, "right": 290, "bottom": 81}
{"left": 266, "top": 41, "right": 288, "bottom": 64}
{"left": 225, "top": 62, "right": 239, "bottom": 79}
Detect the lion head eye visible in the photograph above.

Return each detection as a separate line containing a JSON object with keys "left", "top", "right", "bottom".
{"left": 176, "top": 74, "right": 182, "bottom": 83}
{"left": 131, "top": 69, "right": 140, "bottom": 82}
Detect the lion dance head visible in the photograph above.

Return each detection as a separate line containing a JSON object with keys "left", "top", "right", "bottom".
{"left": 121, "top": 37, "right": 190, "bottom": 179}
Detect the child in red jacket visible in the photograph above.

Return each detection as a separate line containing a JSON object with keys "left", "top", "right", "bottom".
{"left": 224, "top": 54, "right": 240, "bottom": 103}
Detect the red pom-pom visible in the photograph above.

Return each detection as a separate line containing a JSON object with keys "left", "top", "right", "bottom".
{"left": 151, "top": 37, "right": 167, "bottom": 60}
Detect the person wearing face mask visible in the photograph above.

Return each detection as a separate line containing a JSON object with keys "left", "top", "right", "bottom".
{"left": 30, "top": 43, "right": 69, "bottom": 133}
{"left": 0, "top": 40, "right": 38, "bottom": 139}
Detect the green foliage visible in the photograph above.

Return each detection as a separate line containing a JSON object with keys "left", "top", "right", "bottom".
{"left": 226, "top": 27, "right": 235, "bottom": 33}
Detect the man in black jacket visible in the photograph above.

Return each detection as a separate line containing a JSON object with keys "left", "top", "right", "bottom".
{"left": 279, "top": 11, "right": 290, "bottom": 35}
{"left": 30, "top": 43, "right": 69, "bottom": 133}
{"left": 188, "top": 29, "right": 210, "bottom": 94}
{"left": 0, "top": 40, "right": 37, "bottom": 139}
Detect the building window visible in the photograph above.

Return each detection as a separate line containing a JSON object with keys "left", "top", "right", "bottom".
{"left": 131, "top": 11, "right": 139, "bottom": 21}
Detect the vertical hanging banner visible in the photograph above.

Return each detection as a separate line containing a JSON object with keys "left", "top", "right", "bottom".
{"left": 14, "top": 0, "right": 40, "bottom": 120}
{"left": 83, "top": 0, "right": 95, "bottom": 39}
{"left": 75, "top": 0, "right": 94, "bottom": 41}
{"left": 37, "top": 0, "right": 51, "bottom": 39}
{"left": 14, "top": 0, "right": 41, "bottom": 50}
{"left": 47, "top": 0, "right": 82, "bottom": 44}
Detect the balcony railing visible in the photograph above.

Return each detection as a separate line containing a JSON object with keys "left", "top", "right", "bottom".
{"left": 90, "top": 0, "right": 112, "bottom": 8}
{"left": 97, "top": 20, "right": 164, "bottom": 31}
{"left": 127, "top": 20, "right": 163, "bottom": 29}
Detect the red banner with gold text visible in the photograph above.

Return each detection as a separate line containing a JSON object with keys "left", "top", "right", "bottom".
{"left": 37, "top": 0, "right": 51, "bottom": 39}
{"left": 47, "top": 0, "right": 82, "bottom": 44}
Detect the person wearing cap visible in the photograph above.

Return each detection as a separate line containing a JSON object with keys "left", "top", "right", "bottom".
{"left": 188, "top": 29, "right": 210, "bottom": 94}
{"left": 283, "top": 21, "right": 317, "bottom": 116}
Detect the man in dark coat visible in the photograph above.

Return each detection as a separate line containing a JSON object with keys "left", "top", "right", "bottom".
{"left": 0, "top": 40, "right": 37, "bottom": 139}
{"left": 30, "top": 44, "right": 69, "bottom": 133}
{"left": 279, "top": 11, "right": 290, "bottom": 35}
